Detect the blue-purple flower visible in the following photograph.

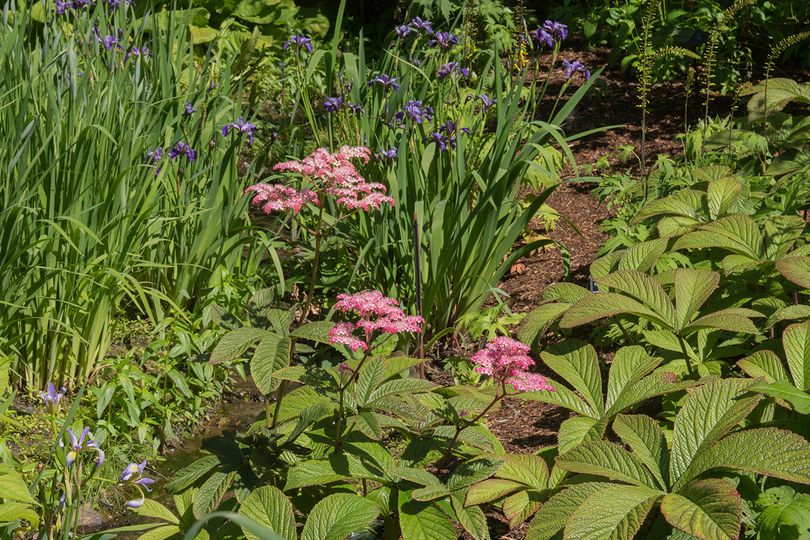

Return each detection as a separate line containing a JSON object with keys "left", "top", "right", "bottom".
{"left": 183, "top": 102, "right": 196, "bottom": 116}
{"left": 479, "top": 94, "right": 496, "bottom": 112}
{"left": 396, "top": 100, "right": 434, "bottom": 124}
{"left": 221, "top": 117, "right": 256, "bottom": 145}
{"left": 125, "top": 46, "right": 149, "bottom": 61}
{"left": 323, "top": 96, "right": 344, "bottom": 113}
{"left": 429, "top": 31, "right": 458, "bottom": 49}
{"left": 348, "top": 102, "right": 364, "bottom": 115}
{"left": 146, "top": 147, "right": 163, "bottom": 175}
{"left": 408, "top": 17, "right": 433, "bottom": 35}
{"left": 424, "top": 121, "right": 469, "bottom": 151}
{"left": 377, "top": 148, "right": 397, "bottom": 161}
{"left": 62, "top": 427, "right": 104, "bottom": 468}
{"left": 40, "top": 383, "right": 66, "bottom": 415}
{"left": 562, "top": 59, "right": 590, "bottom": 80}
{"left": 543, "top": 20, "right": 568, "bottom": 42}
{"left": 121, "top": 460, "right": 155, "bottom": 509}
{"left": 530, "top": 28, "right": 554, "bottom": 48}
{"left": 438, "top": 62, "right": 469, "bottom": 80}
{"left": 395, "top": 24, "right": 413, "bottom": 38}
{"left": 169, "top": 142, "right": 196, "bottom": 162}
{"left": 283, "top": 34, "right": 313, "bottom": 55}
{"left": 55, "top": 0, "right": 71, "bottom": 14}
{"left": 368, "top": 74, "right": 400, "bottom": 92}
{"left": 102, "top": 35, "right": 118, "bottom": 51}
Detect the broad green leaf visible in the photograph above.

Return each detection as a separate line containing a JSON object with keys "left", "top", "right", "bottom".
{"left": 398, "top": 491, "right": 455, "bottom": 540}
{"left": 251, "top": 334, "right": 292, "bottom": 395}
{"left": 674, "top": 428, "right": 810, "bottom": 491}
{"left": 387, "top": 467, "right": 443, "bottom": 487}
{"left": 136, "top": 500, "right": 179, "bottom": 525}
{"left": 541, "top": 340, "right": 604, "bottom": 415}
{"left": 525, "top": 482, "right": 613, "bottom": 540}
{"left": 661, "top": 479, "right": 742, "bottom": 540}
{"left": 517, "top": 383, "right": 594, "bottom": 417}
{"left": 673, "top": 269, "right": 719, "bottom": 331}
{"left": 518, "top": 303, "right": 571, "bottom": 344}
{"left": 683, "top": 309, "right": 759, "bottom": 335}
{"left": 497, "top": 454, "right": 549, "bottom": 490}
{"left": 556, "top": 439, "right": 661, "bottom": 489}
{"left": 757, "top": 486, "right": 810, "bottom": 537}
{"left": 560, "top": 292, "right": 669, "bottom": 329}
{"left": 613, "top": 414, "right": 668, "bottom": 489}
{"left": 290, "top": 321, "right": 334, "bottom": 344}
{"left": 706, "top": 178, "right": 741, "bottom": 220}
{"left": 447, "top": 458, "right": 503, "bottom": 491}
{"left": 284, "top": 460, "right": 347, "bottom": 490}
{"left": 210, "top": 328, "right": 271, "bottom": 364}
{"left": 0, "top": 502, "right": 38, "bottom": 527}
{"left": 784, "top": 322, "right": 810, "bottom": 390}
{"left": 673, "top": 215, "right": 764, "bottom": 260}
{"left": 776, "top": 256, "right": 810, "bottom": 288}
{"left": 617, "top": 238, "right": 669, "bottom": 273}
{"left": 564, "top": 484, "right": 662, "bottom": 540}
{"left": 451, "top": 492, "right": 491, "bottom": 540}
{"left": 632, "top": 189, "right": 705, "bottom": 224}
{"left": 737, "top": 350, "right": 788, "bottom": 382}
{"left": 748, "top": 380, "right": 810, "bottom": 413}
{"left": 0, "top": 468, "right": 35, "bottom": 505}
{"left": 238, "top": 486, "right": 296, "bottom": 540}
{"left": 354, "top": 357, "right": 386, "bottom": 407}
{"left": 367, "top": 379, "right": 436, "bottom": 404}
{"left": 465, "top": 479, "right": 524, "bottom": 505}
{"left": 138, "top": 525, "right": 182, "bottom": 540}
{"left": 597, "top": 270, "right": 675, "bottom": 327}
{"left": 669, "top": 379, "right": 759, "bottom": 485}
{"left": 301, "top": 493, "right": 379, "bottom": 540}
{"left": 411, "top": 484, "right": 451, "bottom": 502}
{"left": 606, "top": 372, "right": 691, "bottom": 417}
{"left": 502, "top": 489, "right": 545, "bottom": 529}
{"left": 193, "top": 471, "right": 234, "bottom": 518}
{"left": 606, "top": 346, "right": 661, "bottom": 412}
{"left": 543, "top": 283, "right": 590, "bottom": 303}
{"left": 558, "top": 416, "right": 607, "bottom": 454}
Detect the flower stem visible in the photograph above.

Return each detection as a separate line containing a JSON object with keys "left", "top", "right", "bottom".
{"left": 440, "top": 384, "right": 505, "bottom": 462}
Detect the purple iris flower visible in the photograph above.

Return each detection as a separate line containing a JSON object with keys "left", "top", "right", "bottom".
{"left": 125, "top": 47, "right": 149, "bottom": 61}
{"left": 479, "top": 94, "right": 496, "bottom": 111}
{"left": 562, "top": 59, "right": 590, "bottom": 80}
{"left": 121, "top": 460, "right": 156, "bottom": 509}
{"left": 55, "top": 0, "right": 71, "bottom": 14}
{"left": 543, "top": 20, "right": 568, "bottom": 42}
{"left": 408, "top": 17, "right": 433, "bottom": 34}
{"left": 396, "top": 100, "right": 434, "bottom": 124}
{"left": 284, "top": 34, "right": 313, "bottom": 55}
{"left": 169, "top": 142, "right": 196, "bottom": 162}
{"left": 323, "top": 96, "right": 343, "bottom": 113}
{"left": 377, "top": 148, "right": 397, "bottom": 161}
{"left": 71, "top": 0, "right": 90, "bottom": 9}
{"left": 430, "top": 31, "right": 458, "bottom": 49}
{"left": 183, "top": 103, "right": 196, "bottom": 116}
{"left": 426, "top": 132, "right": 451, "bottom": 151}
{"left": 40, "top": 383, "right": 66, "bottom": 414}
{"left": 221, "top": 117, "right": 257, "bottom": 145}
{"left": 102, "top": 35, "right": 118, "bottom": 51}
{"left": 63, "top": 427, "right": 104, "bottom": 468}
{"left": 395, "top": 24, "right": 412, "bottom": 38}
{"left": 438, "top": 62, "right": 469, "bottom": 80}
{"left": 348, "top": 102, "right": 364, "bottom": 115}
{"left": 147, "top": 147, "right": 163, "bottom": 175}
{"left": 368, "top": 74, "right": 400, "bottom": 92}
{"left": 530, "top": 28, "right": 554, "bottom": 48}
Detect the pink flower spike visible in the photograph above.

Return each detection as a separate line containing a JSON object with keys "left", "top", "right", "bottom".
{"left": 244, "top": 183, "right": 318, "bottom": 214}
{"left": 507, "top": 372, "right": 555, "bottom": 392}
{"left": 329, "top": 322, "right": 367, "bottom": 352}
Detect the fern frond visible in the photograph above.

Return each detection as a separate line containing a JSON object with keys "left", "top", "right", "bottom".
{"left": 765, "top": 31, "right": 810, "bottom": 80}
{"left": 650, "top": 46, "right": 701, "bottom": 63}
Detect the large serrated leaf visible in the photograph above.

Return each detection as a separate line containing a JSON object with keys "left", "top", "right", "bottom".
{"left": 606, "top": 372, "right": 691, "bottom": 417}
{"left": 518, "top": 303, "right": 571, "bottom": 345}
{"left": 614, "top": 414, "right": 668, "bottom": 489}
{"left": 210, "top": 328, "right": 272, "bottom": 364}
{"left": 683, "top": 309, "right": 759, "bottom": 335}
{"left": 776, "top": 256, "right": 810, "bottom": 288}
{"left": 673, "top": 215, "right": 763, "bottom": 260}
{"left": 632, "top": 189, "right": 705, "bottom": 224}
{"left": 451, "top": 492, "right": 491, "bottom": 540}
{"left": 543, "top": 283, "right": 590, "bottom": 303}
{"left": 301, "top": 493, "right": 379, "bottom": 540}
{"left": 290, "top": 321, "right": 334, "bottom": 344}
{"left": 669, "top": 379, "right": 759, "bottom": 485}
{"left": 560, "top": 292, "right": 669, "bottom": 329}
{"left": 502, "top": 489, "right": 545, "bottom": 529}
{"left": 673, "top": 269, "right": 719, "bottom": 331}
{"left": 165, "top": 455, "right": 220, "bottom": 493}
{"left": 564, "top": 484, "right": 662, "bottom": 540}
{"left": 707, "top": 178, "right": 742, "bottom": 220}
{"left": 135, "top": 500, "right": 179, "bottom": 525}
{"left": 674, "top": 428, "right": 810, "bottom": 490}
{"left": 556, "top": 439, "right": 661, "bottom": 489}
{"left": 784, "top": 322, "right": 810, "bottom": 391}
{"left": 497, "top": 454, "right": 549, "bottom": 490}
{"left": 617, "top": 238, "right": 669, "bottom": 272}
{"left": 558, "top": 416, "right": 607, "bottom": 454}
{"left": 597, "top": 270, "right": 675, "bottom": 327}
{"left": 661, "top": 479, "right": 742, "bottom": 540}
{"left": 251, "top": 334, "right": 292, "bottom": 396}
{"left": 606, "top": 346, "right": 661, "bottom": 412}
{"left": 737, "top": 350, "right": 788, "bottom": 382}
{"left": 447, "top": 458, "right": 503, "bottom": 491}
{"left": 0, "top": 468, "right": 35, "bottom": 505}
{"left": 516, "top": 383, "right": 593, "bottom": 417}
{"left": 398, "top": 490, "right": 456, "bottom": 540}
{"left": 354, "top": 357, "right": 386, "bottom": 407}
{"left": 367, "top": 378, "right": 436, "bottom": 404}
{"left": 193, "top": 470, "right": 235, "bottom": 518}
{"left": 525, "top": 482, "right": 614, "bottom": 540}
{"left": 465, "top": 479, "right": 524, "bottom": 506}
{"left": 541, "top": 340, "right": 604, "bottom": 415}
{"left": 238, "top": 486, "right": 297, "bottom": 540}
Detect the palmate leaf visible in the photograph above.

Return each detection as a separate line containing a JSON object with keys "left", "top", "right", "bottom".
{"left": 673, "top": 214, "right": 764, "bottom": 261}
{"left": 558, "top": 416, "right": 607, "bottom": 454}
{"left": 660, "top": 479, "right": 743, "bottom": 540}
{"left": 238, "top": 486, "right": 297, "bottom": 540}
{"left": 564, "top": 484, "right": 662, "bottom": 540}
{"left": 669, "top": 378, "right": 760, "bottom": 485}
{"left": 597, "top": 270, "right": 675, "bottom": 327}
{"left": 776, "top": 256, "right": 810, "bottom": 288}
{"left": 525, "top": 482, "right": 614, "bottom": 540}
{"left": 556, "top": 439, "right": 661, "bottom": 489}
{"left": 784, "top": 321, "right": 810, "bottom": 391}
{"left": 301, "top": 493, "right": 379, "bottom": 540}
{"left": 673, "top": 269, "right": 719, "bottom": 332}
{"left": 541, "top": 340, "right": 604, "bottom": 415}
{"left": 674, "top": 428, "right": 810, "bottom": 491}
{"left": 613, "top": 414, "right": 668, "bottom": 490}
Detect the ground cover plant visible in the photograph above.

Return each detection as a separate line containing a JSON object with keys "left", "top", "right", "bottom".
{"left": 0, "top": 0, "right": 809, "bottom": 538}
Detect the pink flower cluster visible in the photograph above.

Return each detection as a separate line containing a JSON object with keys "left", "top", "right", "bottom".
{"left": 244, "top": 183, "right": 318, "bottom": 214}
{"left": 272, "top": 146, "right": 394, "bottom": 212}
{"left": 471, "top": 337, "right": 554, "bottom": 392}
{"left": 328, "top": 290, "right": 424, "bottom": 352}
